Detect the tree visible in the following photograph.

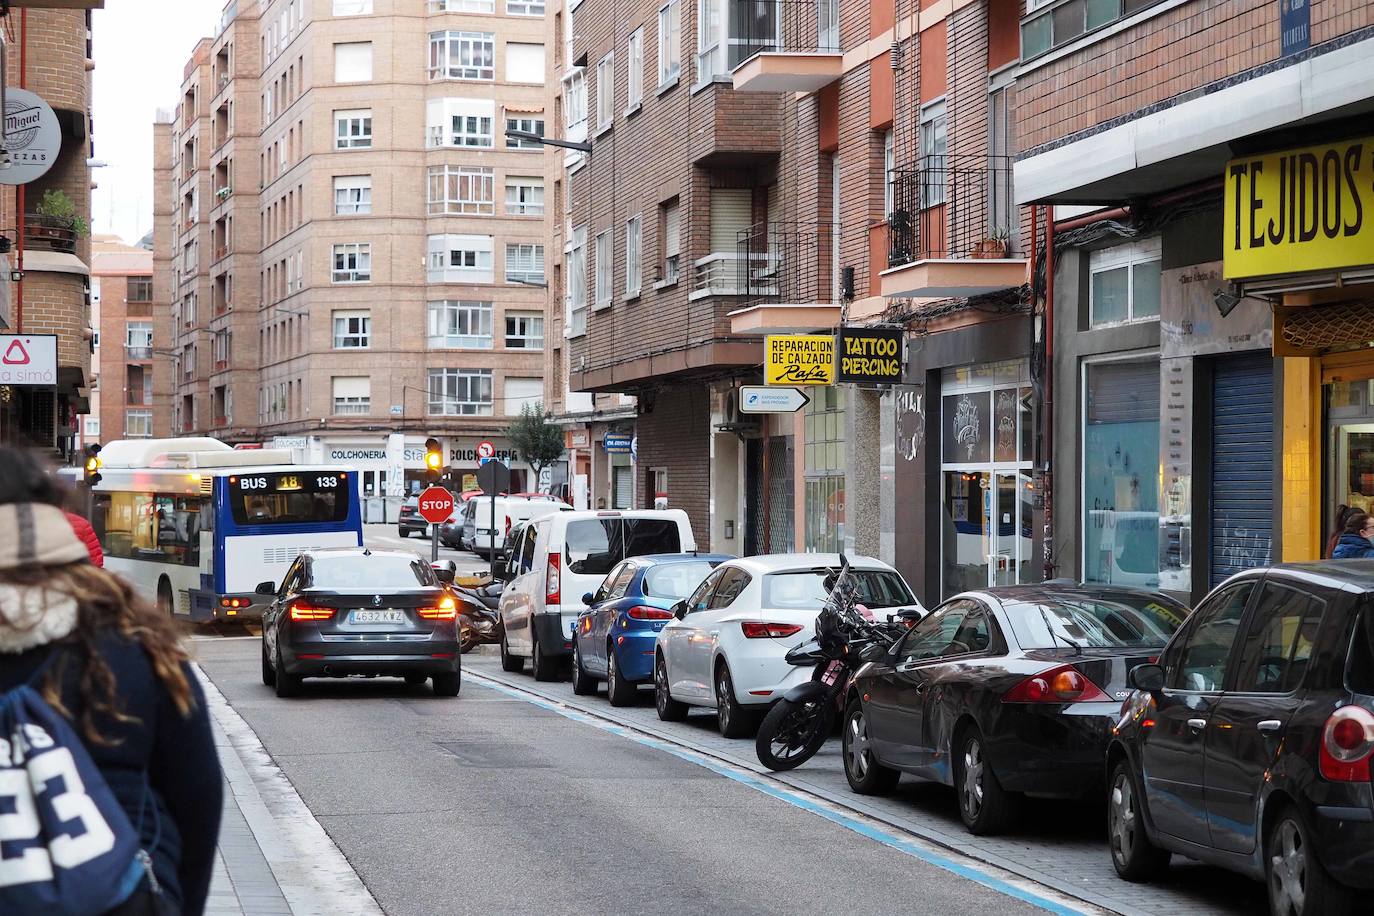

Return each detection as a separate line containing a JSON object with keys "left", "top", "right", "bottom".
{"left": 506, "top": 402, "right": 565, "bottom": 487}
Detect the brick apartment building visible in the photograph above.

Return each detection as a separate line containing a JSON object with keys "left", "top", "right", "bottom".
{"left": 79, "top": 235, "right": 170, "bottom": 450}
{"left": 0, "top": 4, "right": 99, "bottom": 455}
{"left": 163, "top": 0, "right": 548, "bottom": 501}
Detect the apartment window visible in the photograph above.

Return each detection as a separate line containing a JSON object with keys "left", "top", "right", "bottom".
{"left": 507, "top": 43, "right": 545, "bottom": 84}
{"left": 920, "top": 101, "right": 948, "bottom": 207}
{"left": 332, "top": 243, "right": 372, "bottom": 283}
{"left": 333, "top": 0, "right": 372, "bottom": 13}
{"left": 505, "top": 243, "right": 545, "bottom": 285}
{"left": 428, "top": 234, "right": 494, "bottom": 283}
{"left": 505, "top": 177, "right": 544, "bottom": 216}
{"left": 594, "top": 229, "right": 613, "bottom": 307}
{"left": 563, "top": 70, "right": 586, "bottom": 139}
{"left": 506, "top": 0, "right": 544, "bottom": 14}
{"left": 1089, "top": 238, "right": 1162, "bottom": 327}
{"left": 429, "top": 0, "right": 494, "bottom": 10}
{"left": 332, "top": 377, "right": 371, "bottom": 415}
{"left": 429, "top": 31, "right": 495, "bottom": 81}
{"left": 125, "top": 409, "right": 154, "bottom": 438}
{"left": 625, "top": 215, "right": 642, "bottom": 295}
{"left": 126, "top": 322, "right": 154, "bottom": 351}
{"left": 428, "top": 165, "right": 495, "bottom": 216}
{"left": 428, "top": 368, "right": 493, "bottom": 416}
{"left": 335, "top": 109, "right": 372, "bottom": 149}
{"left": 333, "top": 42, "right": 373, "bottom": 83}
{"left": 332, "top": 310, "right": 371, "bottom": 348}
{"left": 658, "top": 0, "right": 681, "bottom": 86}
{"left": 504, "top": 378, "right": 543, "bottom": 416}
{"left": 882, "top": 129, "right": 894, "bottom": 217}
{"left": 428, "top": 300, "right": 493, "bottom": 349}
{"left": 566, "top": 227, "right": 587, "bottom": 336}
{"left": 696, "top": 0, "right": 722, "bottom": 80}
{"left": 506, "top": 115, "right": 545, "bottom": 149}
{"left": 627, "top": 28, "right": 644, "bottom": 111}
{"left": 596, "top": 53, "right": 614, "bottom": 133}
{"left": 333, "top": 175, "right": 372, "bottom": 215}
{"left": 661, "top": 198, "right": 680, "bottom": 283}
{"left": 505, "top": 311, "right": 544, "bottom": 349}
{"left": 428, "top": 99, "right": 496, "bottom": 148}
{"left": 128, "top": 276, "right": 153, "bottom": 302}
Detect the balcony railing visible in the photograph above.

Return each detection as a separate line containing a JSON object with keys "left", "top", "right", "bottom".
{"left": 125, "top": 346, "right": 153, "bottom": 360}
{"left": 690, "top": 253, "right": 775, "bottom": 300}
{"left": 739, "top": 220, "right": 836, "bottom": 305}
{"left": 23, "top": 215, "right": 78, "bottom": 254}
{"left": 888, "top": 155, "right": 1019, "bottom": 267}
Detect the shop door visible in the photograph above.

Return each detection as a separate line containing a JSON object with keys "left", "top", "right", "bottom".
{"left": 989, "top": 472, "right": 1033, "bottom": 587}
{"left": 1210, "top": 355, "right": 1274, "bottom": 586}
{"left": 612, "top": 464, "right": 633, "bottom": 510}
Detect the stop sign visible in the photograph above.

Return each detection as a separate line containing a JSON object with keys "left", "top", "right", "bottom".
{"left": 417, "top": 486, "right": 455, "bottom": 524}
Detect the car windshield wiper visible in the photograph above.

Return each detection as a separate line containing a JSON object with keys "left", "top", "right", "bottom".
{"left": 1037, "top": 604, "right": 1082, "bottom": 656}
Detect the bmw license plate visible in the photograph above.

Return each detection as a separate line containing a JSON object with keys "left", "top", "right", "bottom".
{"left": 350, "top": 609, "right": 404, "bottom": 624}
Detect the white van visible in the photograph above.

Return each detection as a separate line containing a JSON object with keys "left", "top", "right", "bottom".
{"left": 460, "top": 495, "right": 567, "bottom": 557}
{"left": 498, "top": 509, "right": 695, "bottom": 680}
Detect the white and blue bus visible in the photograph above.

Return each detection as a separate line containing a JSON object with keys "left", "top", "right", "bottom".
{"left": 84, "top": 437, "right": 362, "bottom": 622}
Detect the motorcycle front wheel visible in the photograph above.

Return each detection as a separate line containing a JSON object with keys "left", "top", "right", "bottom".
{"left": 755, "top": 697, "right": 831, "bottom": 771}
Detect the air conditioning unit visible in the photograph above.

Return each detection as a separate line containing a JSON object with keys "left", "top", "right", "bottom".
{"left": 715, "top": 387, "right": 763, "bottom": 440}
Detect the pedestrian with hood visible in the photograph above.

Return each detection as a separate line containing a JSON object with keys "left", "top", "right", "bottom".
{"left": 1331, "top": 510, "right": 1374, "bottom": 559}
{"left": 0, "top": 446, "right": 223, "bottom": 915}
{"left": 1327, "top": 503, "right": 1354, "bottom": 559}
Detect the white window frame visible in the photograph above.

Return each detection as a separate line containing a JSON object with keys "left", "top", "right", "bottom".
{"left": 566, "top": 226, "right": 587, "bottom": 337}
{"left": 125, "top": 321, "right": 154, "bottom": 349}
{"left": 596, "top": 53, "right": 615, "bottom": 134}
{"left": 1088, "top": 238, "right": 1163, "bottom": 327}
{"left": 506, "top": 115, "right": 545, "bottom": 150}
{"left": 125, "top": 409, "right": 154, "bottom": 438}
{"left": 594, "top": 228, "right": 613, "bottom": 308}
{"left": 920, "top": 100, "right": 948, "bottom": 207}
{"left": 428, "top": 165, "right": 495, "bottom": 216}
{"left": 627, "top": 28, "right": 644, "bottom": 112}
{"left": 333, "top": 0, "right": 373, "bottom": 14}
{"left": 429, "top": 30, "right": 496, "bottom": 81}
{"left": 882, "top": 129, "right": 894, "bottom": 217}
{"left": 333, "top": 175, "right": 372, "bottom": 215}
{"left": 427, "top": 300, "right": 494, "bottom": 349}
{"left": 625, "top": 214, "right": 642, "bottom": 295}
{"left": 504, "top": 311, "right": 544, "bottom": 350}
{"left": 505, "top": 243, "right": 545, "bottom": 285}
{"left": 505, "top": 0, "right": 544, "bottom": 15}
{"left": 427, "top": 368, "right": 494, "bottom": 416}
{"left": 662, "top": 199, "right": 680, "bottom": 284}
{"left": 658, "top": 0, "right": 681, "bottom": 87}
{"left": 562, "top": 69, "right": 587, "bottom": 140}
{"left": 505, "top": 177, "right": 544, "bottom": 216}
{"left": 503, "top": 378, "right": 544, "bottom": 416}
{"left": 695, "top": 0, "right": 722, "bottom": 82}
{"left": 429, "top": 0, "right": 494, "bottom": 11}
{"left": 428, "top": 100, "right": 497, "bottom": 148}
{"left": 332, "top": 310, "right": 371, "bottom": 349}
{"left": 332, "top": 243, "right": 372, "bottom": 283}
{"left": 331, "top": 377, "right": 371, "bottom": 416}
{"left": 428, "top": 234, "right": 495, "bottom": 284}
{"left": 334, "top": 110, "right": 373, "bottom": 149}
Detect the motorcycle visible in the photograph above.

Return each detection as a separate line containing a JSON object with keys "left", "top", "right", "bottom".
{"left": 754, "top": 556, "right": 921, "bottom": 772}
{"left": 432, "top": 562, "right": 505, "bottom": 654}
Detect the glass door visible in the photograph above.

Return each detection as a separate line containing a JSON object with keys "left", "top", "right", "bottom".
{"left": 986, "top": 471, "right": 1034, "bottom": 587}
{"left": 1330, "top": 422, "right": 1374, "bottom": 517}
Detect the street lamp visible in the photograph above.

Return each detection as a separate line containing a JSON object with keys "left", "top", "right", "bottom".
{"left": 504, "top": 129, "right": 592, "bottom": 154}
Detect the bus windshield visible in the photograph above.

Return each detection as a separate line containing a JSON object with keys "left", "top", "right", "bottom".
{"left": 228, "top": 472, "right": 351, "bottom": 526}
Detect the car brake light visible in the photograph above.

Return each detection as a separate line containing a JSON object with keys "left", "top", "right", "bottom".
{"left": 1320, "top": 706, "right": 1374, "bottom": 782}
{"left": 546, "top": 553, "right": 561, "bottom": 605}
{"left": 1003, "top": 664, "right": 1110, "bottom": 703}
{"left": 505, "top": 516, "right": 512, "bottom": 537}
{"left": 627, "top": 606, "right": 673, "bottom": 620}
{"left": 740, "top": 621, "right": 803, "bottom": 639}
{"left": 289, "top": 601, "right": 334, "bottom": 621}
{"left": 418, "top": 595, "right": 458, "bottom": 620}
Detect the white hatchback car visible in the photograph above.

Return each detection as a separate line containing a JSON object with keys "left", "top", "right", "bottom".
{"left": 654, "top": 554, "right": 922, "bottom": 738}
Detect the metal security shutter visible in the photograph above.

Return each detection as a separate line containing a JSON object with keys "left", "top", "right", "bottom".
{"left": 710, "top": 188, "right": 753, "bottom": 253}
{"left": 612, "top": 465, "right": 632, "bottom": 509}
{"left": 1210, "top": 354, "right": 1274, "bottom": 586}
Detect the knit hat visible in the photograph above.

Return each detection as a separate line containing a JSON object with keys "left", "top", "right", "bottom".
{"left": 0, "top": 503, "right": 86, "bottom": 653}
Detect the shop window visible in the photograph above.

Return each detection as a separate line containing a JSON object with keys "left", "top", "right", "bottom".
{"left": 804, "top": 386, "right": 846, "bottom": 553}
{"left": 1089, "top": 238, "right": 1161, "bottom": 327}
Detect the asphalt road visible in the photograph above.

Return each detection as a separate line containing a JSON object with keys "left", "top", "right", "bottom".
{"left": 194, "top": 639, "right": 1073, "bottom": 916}
{"left": 362, "top": 523, "right": 494, "bottom": 574}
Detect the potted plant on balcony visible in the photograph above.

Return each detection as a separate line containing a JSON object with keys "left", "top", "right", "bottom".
{"left": 972, "top": 226, "right": 1010, "bottom": 259}
{"left": 30, "top": 189, "right": 88, "bottom": 253}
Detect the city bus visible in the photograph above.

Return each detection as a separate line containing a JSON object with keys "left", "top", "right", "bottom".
{"left": 84, "top": 437, "right": 362, "bottom": 622}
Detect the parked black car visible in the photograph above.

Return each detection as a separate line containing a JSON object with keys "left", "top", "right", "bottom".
{"left": 1107, "top": 562, "right": 1374, "bottom": 915}
{"left": 398, "top": 495, "right": 429, "bottom": 538}
{"left": 259, "top": 547, "right": 461, "bottom": 697}
{"left": 842, "top": 584, "right": 1188, "bottom": 835}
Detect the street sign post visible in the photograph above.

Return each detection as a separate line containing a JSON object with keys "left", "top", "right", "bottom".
{"left": 418, "top": 486, "right": 454, "bottom": 562}
{"left": 739, "top": 385, "right": 810, "bottom": 414}
{"left": 476, "top": 460, "right": 511, "bottom": 580}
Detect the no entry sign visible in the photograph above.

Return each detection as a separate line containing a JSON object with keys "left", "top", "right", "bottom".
{"left": 417, "top": 486, "right": 455, "bottom": 524}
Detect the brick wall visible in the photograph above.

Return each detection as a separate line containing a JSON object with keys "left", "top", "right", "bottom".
{"left": 634, "top": 382, "right": 712, "bottom": 549}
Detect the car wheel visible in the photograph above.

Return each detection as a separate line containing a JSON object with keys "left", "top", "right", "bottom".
{"left": 606, "top": 646, "right": 636, "bottom": 707}
{"left": 500, "top": 632, "right": 524, "bottom": 672}
{"left": 714, "top": 662, "right": 756, "bottom": 739}
{"left": 531, "top": 634, "right": 559, "bottom": 682}
{"left": 841, "top": 699, "right": 899, "bottom": 794}
{"left": 571, "top": 642, "right": 597, "bottom": 696}
{"left": 273, "top": 645, "right": 302, "bottom": 699}
{"left": 1267, "top": 805, "right": 1356, "bottom": 916}
{"left": 1108, "top": 759, "right": 1170, "bottom": 881}
{"left": 398, "top": 528, "right": 410, "bottom": 538}
{"left": 404, "top": 673, "right": 427, "bottom": 687}
{"left": 655, "top": 653, "right": 688, "bottom": 722}
{"left": 954, "top": 725, "right": 1017, "bottom": 836}
{"left": 260, "top": 638, "right": 276, "bottom": 687}
{"left": 432, "top": 671, "right": 460, "bottom": 697}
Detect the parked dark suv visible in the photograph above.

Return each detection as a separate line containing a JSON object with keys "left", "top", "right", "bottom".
{"left": 1107, "top": 561, "right": 1374, "bottom": 915}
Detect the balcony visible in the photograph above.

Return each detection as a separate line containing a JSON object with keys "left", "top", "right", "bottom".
{"left": 728, "top": 221, "right": 842, "bottom": 334}
{"left": 125, "top": 346, "right": 153, "bottom": 360}
{"left": 731, "top": 0, "right": 842, "bottom": 93}
{"left": 881, "top": 156, "right": 1027, "bottom": 299}
{"left": 23, "top": 214, "right": 78, "bottom": 254}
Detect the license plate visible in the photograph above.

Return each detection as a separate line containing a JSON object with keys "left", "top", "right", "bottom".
{"left": 350, "top": 609, "right": 405, "bottom": 624}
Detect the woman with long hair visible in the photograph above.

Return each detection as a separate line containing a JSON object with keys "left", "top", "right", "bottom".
{"left": 1328, "top": 504, "right": 1354, "bottom": 558}
{"left": 0, "top": 446, "right": 222, "bottom": 915}
{"left": 1332, "top": 510, "right": 1374, "bottom": 559}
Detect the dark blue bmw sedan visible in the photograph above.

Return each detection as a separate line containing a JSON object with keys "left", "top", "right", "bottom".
{"left": 571, "top": 553, "right": 734, "bottom": 705}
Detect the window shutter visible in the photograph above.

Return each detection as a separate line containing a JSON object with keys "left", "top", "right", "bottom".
{"left": 665, "top": 203, "right": 680, "bottom": 257}
{"left": 710, "top": 188, "right": 752, "bottom": 253}
{"left": 332, "top": 376, "right": 370, "bottom": 398}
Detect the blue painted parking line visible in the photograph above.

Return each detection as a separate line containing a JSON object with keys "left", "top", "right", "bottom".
{"left": 468, "top": 672, "right": 1089, "bottom": 916}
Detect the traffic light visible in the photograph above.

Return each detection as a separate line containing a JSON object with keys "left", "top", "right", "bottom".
{"left": 83, "top": 444, "right": 102, "bottom": 486}
{"left": 424, "top": 438, "right": 443, "bottom": 483}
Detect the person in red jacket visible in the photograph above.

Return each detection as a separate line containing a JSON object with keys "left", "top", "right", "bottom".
{"left": 64, "top": 510, "right": 104, "bottom": 566}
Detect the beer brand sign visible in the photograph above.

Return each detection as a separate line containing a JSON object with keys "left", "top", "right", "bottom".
{"left": 0, "top": 90, "right": 61, "bottom": 186}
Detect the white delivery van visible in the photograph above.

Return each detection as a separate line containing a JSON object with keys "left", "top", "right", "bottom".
{"left": 461, "top": 495, "right": 567, "bottom": 557}
{"left": 498, "top": 509, "right": 695, "bottom": 680}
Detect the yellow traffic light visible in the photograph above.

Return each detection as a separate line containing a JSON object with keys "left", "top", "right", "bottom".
{"left": 424, "top": 438, "right": 443, "bottom": 482}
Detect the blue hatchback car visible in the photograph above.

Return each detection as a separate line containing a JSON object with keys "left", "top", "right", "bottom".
{"left": 572, "top": 553, "right": 734, "bottom": 705}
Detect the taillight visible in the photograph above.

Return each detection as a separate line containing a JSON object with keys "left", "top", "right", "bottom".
{"left": 505, "top": 516, "right": 512, "bottom": 537}
{"left": 627, "top": 606, "right": 673, "bottom": 620}
{"left": 546, "top": 553, "right": 561, "bottom": 605}
{"left": 1003, "top": 665, "right": 1110, "bottom": 703}
{"left": 419, "top": 595, "right": 458, "bottom": 620}
{"left": 289, "top": 601, "right": 334, "bottom": 621}
{"left": 740, "top": 621, "right": 803, "bottom": 639}
{"left": 1320, "top": 706, "right": 1374, "bottom": 782}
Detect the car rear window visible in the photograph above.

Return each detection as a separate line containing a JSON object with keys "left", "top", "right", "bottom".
{"left": 762, "top": 569, "right": 915, "bottom": 611}
{"left": 643, "top": 561, "right": 719, "bottom": 600}
{"left": 1348, "top": 600, "right": 1374, "bottom": 695}
{"left": 1005, "top": 595, "right": 1186, "bottom": 650}
{"left": 310, "top": 555, "right": 435, "bottom": 590}
{"left": 565, "top": 518, "right": 682, "bottom": 576}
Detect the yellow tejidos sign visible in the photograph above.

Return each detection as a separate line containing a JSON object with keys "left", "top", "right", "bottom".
{"left": 1224, "top": 137, "right": 1374, "bottom": 279}
{"left": 765, "top": 334, "right": 834, "bottom": 386}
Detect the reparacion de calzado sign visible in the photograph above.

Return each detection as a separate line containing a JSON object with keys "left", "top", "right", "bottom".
{"left": 765, "top": 334, "right": 835, "bottom": 385}
{"left": 837, "top": 327, "right": 903, "bottom": 384}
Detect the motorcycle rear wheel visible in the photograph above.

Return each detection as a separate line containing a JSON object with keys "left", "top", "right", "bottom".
{"left": 755, "top": 698, "right": 831, "bottom": 771}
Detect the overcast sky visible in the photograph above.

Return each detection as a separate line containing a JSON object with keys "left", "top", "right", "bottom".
{"left": 92, "top": 0, "right": 224, "bottom": 244}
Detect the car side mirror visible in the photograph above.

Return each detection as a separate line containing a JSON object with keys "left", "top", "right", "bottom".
{"left": 896, "top": 607, "right": 924, "bottom": 623}
{"left": 672, "top": 600, "right": 688, "bottom": 620}
{"left": 582, "top": 592, "right": 596, "bottom": 606}
{"left": 255, "top": 580, "right": 276, "bottom": 596}
{"left": 1129, "top": 663, "right": 1165, "bottom": 693}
